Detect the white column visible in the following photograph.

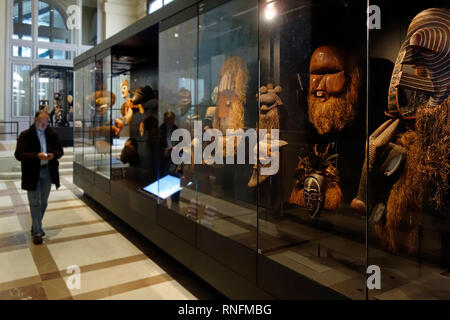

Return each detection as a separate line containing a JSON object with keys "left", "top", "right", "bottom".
{"left": 104, "top": 0, "right": 142, "bottom": 39}
{"left": 0, "top": 0, "right": 7, "bottom": 120}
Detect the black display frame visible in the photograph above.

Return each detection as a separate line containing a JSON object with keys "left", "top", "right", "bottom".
{"left": 72, "top": 0, "right": 353, "bottom": 300}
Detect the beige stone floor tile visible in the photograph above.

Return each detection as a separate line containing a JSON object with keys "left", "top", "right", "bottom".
{"left": 41, "top": 207, "right": 102, "bottom": 228}
{"left": 46, "top": 233, "right": 142, "bottom": 271}
{"left": 41, "top": 277, "right": 73, "bottom": 300}
{"left": 0, "top": 248, "right": 39, "bottom": 284}
{"left": 45, "top": 222, "right": 114, "bottom": 240}
{"left": 0, "top": 215, "right": 23, "bottom": 235}
{"left": 0, "top": 196, "right": 13, "bottom": 208}
{"left": 100, "top": 280, "right": 197, "bottom": 300}
{"left": 19, "top": 190, "right": 76, "bottom": 204}
{"left": 18, "top": 199, "right": 87, "bottom": 214}
{"left": 46, "top": 199, "right": 86, "bottom": 211}
{"left": 63, "top": 176, "right": 74, "bottom": 184}
{"left": 0, "top": 183, "right": 7, "bottom": 191}
{"left": 62, "top": 259, "right": 167, "bottom": 296}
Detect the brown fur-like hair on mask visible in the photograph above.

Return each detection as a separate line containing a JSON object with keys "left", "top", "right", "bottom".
{"left": 415, "top": 98, "right": 449, "bottom": 214}
{"left": 378, "top": 97, "right": 449, "bottom": 253}
{"left": 213, "top": 57, "right": 248, "bottom": 132}
{"left": 376, "top": 130, "right": 424, "bottom": 253}
{"left": 259, "top": 108, "right": 280, "bottom": 131}
{"left": 308, "top": 62, "right": 362, "bottom": 135}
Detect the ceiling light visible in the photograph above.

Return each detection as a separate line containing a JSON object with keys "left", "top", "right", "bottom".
{"left": 264, "top": 2, "right": 278, "bottom": 21}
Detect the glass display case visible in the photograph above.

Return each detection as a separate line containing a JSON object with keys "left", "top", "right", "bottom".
{"left": 31, "top": 65, "right": 74, "bottom": 146}
{"left": 73, "top": 0, "right": 450, "bottom": 300}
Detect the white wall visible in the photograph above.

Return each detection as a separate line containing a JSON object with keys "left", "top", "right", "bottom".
{"left": 0, "top": 0, "right": 6, "bottom": 120}
{"left": 104, "top": 0, "right": 147, "bottom": 40}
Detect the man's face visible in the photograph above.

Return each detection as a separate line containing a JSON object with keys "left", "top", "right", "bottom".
{"left": 308, "top": 46, "right": 361, "bottom": 135}
{"left": 165, "top": 115, "right": 175, "bottom": 128}
{"left": 35, "top": 114, "right": 50, "bottom": 131}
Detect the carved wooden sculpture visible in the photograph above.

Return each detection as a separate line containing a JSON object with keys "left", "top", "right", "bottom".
{"left": 352, "top": 8, "right": 450, "bottom": 253}
{"left": 289, "top": 144, "right": 342, "bottom": 217}
{"left": 248, "top": 84, "right": 288, "bottom": 187}
{"left": 308, "top": 46, "right": 362, "bottom": 135}
{"left": 213, "top": 56, "right": 248, "bottom": 157}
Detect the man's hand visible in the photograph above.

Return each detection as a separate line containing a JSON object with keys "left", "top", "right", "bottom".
{"left": 37, "top": 152, "right": 54, "bottom": 160}
{"left": 37, "top": 152, "right": 48, "bottom": 160}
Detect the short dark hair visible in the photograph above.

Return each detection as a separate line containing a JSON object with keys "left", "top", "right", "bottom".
{"left": 35, "top": 110, "right": 50, "bottom": 119}
{"left": 164, "top": 111, "right": 175, "bottom": 120}
{"left": 127, "top": 138, "right": 138, "bottom": 150}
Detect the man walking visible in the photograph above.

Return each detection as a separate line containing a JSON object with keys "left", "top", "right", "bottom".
{"left": 14, "top": 111, "right": 64, "bottom": 245}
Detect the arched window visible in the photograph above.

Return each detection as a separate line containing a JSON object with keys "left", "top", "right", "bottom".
{"left": 13, "top": 0, "right": 32, "bottom": 40}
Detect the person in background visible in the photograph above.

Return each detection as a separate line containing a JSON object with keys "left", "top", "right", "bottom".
{"left": 159, "top": 111, "right": 178, "bottom": 176}
{"left": 14, "top": 111, "right": 64, "bottom": 245}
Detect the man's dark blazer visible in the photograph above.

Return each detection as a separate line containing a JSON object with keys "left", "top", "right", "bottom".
{"left": 14, "top": 124, "right": 64, "bottom": 191}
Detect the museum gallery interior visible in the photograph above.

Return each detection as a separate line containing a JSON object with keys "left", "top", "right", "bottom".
{"left": 0, "top": 0, "right": 449, "bottom": 300}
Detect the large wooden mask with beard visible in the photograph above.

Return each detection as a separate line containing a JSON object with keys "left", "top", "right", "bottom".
{"left": 308, "top": 46, "right": 362, "bottom": 135}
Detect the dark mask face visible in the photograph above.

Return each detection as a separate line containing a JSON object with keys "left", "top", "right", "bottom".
{"left": 304, "top": 173, "right": 326, "bottom": 218}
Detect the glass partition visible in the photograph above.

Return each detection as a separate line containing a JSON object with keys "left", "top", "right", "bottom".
{"left": 31, "top": 65, "right": 74, "bottom": 125}
{"left": 74, "top": 66, "right": 84, "bottom": 165}
{"left": 257, "top": 0, "right": 368, "bottom": 299}
{"left": 73, "top": 0, "right": 450, "bottom": 300}
{"left": 195, "top": 0, "right": 259, "bottom": 250}
{"left": 92, "top": 55, "right": 113, "bottom": 179}
{"left": 12, "top": 64, "right": 32, "bottom": 117}
{"left": 83, "top": 61, "right": 96, "bottom": 171}
{"left": 158, "top": 14, "right": 198, "bottom": 216}
{"left": 366, "top": 0, "right": 450, "bottom": 300}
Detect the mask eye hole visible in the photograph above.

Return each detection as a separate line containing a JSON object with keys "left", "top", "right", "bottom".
{"left": 311, "top": 67, "right": 342, "bottom": 76}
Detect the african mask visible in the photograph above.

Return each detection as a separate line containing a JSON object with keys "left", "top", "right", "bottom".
{"left": 248, "top": 84, "right": 287, "bottom": 188}
{"left": 304, "top": 173, "right": 326, "bottom": 218}
{"left": 387, "top": 8, "right": 450, "bottom": 118}
{"left": 88, "top": 90, "right": 116, "bottom": 116}
{"left": 308, "top": 46, "right": 362, "bottom": 135}
{"left": 177, "top": 88, "right": 192, "bottom": 116}
{"left": 211, "top": 57, "right": 248, "bottom": 158}
{"left": 121, "top": 80, "right": 130, "bottom": 99}
{"left": 248, "top": 133, "right": 288, "bottom": 188}
{"left": 351, "top": 119, "right": 406, "bottom": 219}
{"left": 213, "top": 56, "right": 247, "bottom": 133}
{"left": 352, "top": 9, "right": 450, "bottom": 253}
{"left": 289, "top": 144, "right": 342, "bottom": 216}
{"left": 259, "top": 83, "right": 283, "bottom": 130}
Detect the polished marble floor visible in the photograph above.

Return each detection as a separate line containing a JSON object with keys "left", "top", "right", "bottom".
{"left": 0, "top": 176, "right": 222, "bottom": 300}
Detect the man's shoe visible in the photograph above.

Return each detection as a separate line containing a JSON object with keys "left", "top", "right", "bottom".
{"left": 33, "top": 235, "right": 43, "bottom": 245}
{"left": 31, "top": 229, "right": 45, "bottom": 237}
